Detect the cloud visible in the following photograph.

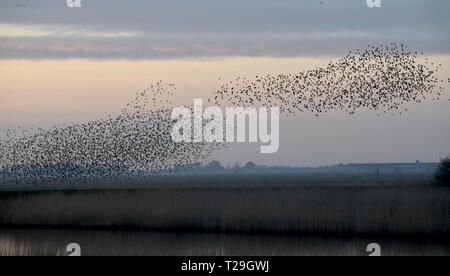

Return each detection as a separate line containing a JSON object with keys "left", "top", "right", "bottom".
{"left": 0, "top": 24, "right": 139, "bottom": 38}
{"left": 0, "top": 0, "right": 449, "bottom": 59}
{"left": 2, "top": 32, "right": 450, "bottom": 59}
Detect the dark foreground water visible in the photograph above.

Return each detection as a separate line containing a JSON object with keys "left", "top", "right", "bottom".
{"left": 0, "top": 229, "right": 448, "bottom": 256}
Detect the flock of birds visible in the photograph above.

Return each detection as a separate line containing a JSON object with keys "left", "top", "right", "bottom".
{"left": 0, "top": 82, "right": 226, "bottom": 186}
{"left": 209, "top": 43, "right": 446, "bottom": 116}
{"left": 0, "top": 43, "right": 448, "bottom": 186}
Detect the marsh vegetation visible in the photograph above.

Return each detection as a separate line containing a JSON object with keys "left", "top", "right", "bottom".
{"left": 0, "top": 173, "right": 448, "bottom": 256}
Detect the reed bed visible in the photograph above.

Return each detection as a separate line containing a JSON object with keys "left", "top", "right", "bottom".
{"left": 0, "top": 174, "right": 448, "bottom": 236}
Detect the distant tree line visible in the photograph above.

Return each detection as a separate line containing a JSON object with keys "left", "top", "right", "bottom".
{"left": 434, "top": 156, "right": 450, "bottom": 187}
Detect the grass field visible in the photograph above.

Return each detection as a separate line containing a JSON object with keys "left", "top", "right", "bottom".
{"left": 0, "top": 173, "right": 448, "bottom": 235}
{"left": 0, "top": 173, "right": 448, "bottom": 256}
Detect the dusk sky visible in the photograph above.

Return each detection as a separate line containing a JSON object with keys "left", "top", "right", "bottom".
{"left": 1, "top": 0, "right": 450, "bottom": 59}
{"left": 0, "top": 0, "right": 449, "bottom": 166}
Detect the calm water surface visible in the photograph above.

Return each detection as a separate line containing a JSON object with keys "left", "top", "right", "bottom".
{"left": 0, "top": 229, "right": 448, "bottom": 256}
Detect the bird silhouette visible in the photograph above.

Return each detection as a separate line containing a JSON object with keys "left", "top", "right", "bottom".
{"left": 0, "top": 43, "right": 447, "bottom": 187}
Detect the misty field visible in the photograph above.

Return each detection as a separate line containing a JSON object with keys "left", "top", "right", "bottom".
{"left": 0, "top": 173, "right": 448, "bottom": 234}
{"left": 0, "top": 173, "right": 449, "bottom": 256}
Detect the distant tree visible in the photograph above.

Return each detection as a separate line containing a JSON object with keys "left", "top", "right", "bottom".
{"left": 245, "top": 161, "right": 257, "bottom": 170}
{"left": 206, "top": 160, "right": 225, "bottom": 171}
{"left": 232, "top": 162, "right": 240, "bottom": 173}
{"left": 434, "top": 156, "right": 450, "bottom": 187}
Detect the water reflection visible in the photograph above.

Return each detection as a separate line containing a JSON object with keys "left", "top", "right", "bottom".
{"left": 0, "top": 229, "right": 448, "bottom": 256}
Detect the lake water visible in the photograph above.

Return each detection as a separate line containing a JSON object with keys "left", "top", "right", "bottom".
{"left": 0, "top": 229, "right": 448, "bottom": 256}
